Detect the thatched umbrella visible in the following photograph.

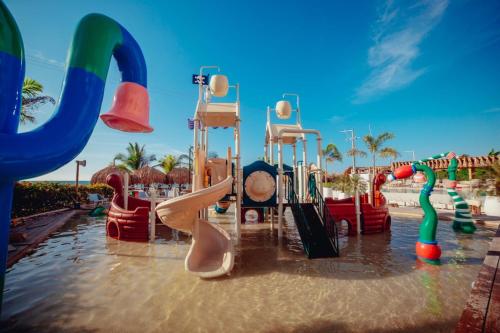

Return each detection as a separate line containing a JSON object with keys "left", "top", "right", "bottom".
{"left": 131, "top": 166, "right": 166, "bottom": 185}
{"left": 166, "top": 167, "right": 190, "bottom": 185}
{"left": 91, "top": 165, "right": 128, "bottom": 184}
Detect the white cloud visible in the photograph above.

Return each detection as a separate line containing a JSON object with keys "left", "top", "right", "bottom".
{"left": 354, "top": 0, "right": 448, "bottom": 104}
{"left": 482, "top": 107, "right": 500, "bottom": 113}
{"left": 329, "top": 115, "right": 345, "bottom": 124}
{"left": 26, "top": 50, "right": 65, "bottom": 71}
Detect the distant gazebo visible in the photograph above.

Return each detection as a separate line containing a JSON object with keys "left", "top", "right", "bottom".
{"left": 131, "top": 166, "right": 166, "bottom": 186}
{"left": 166, "top": 167, "right": 190, "bottom": 185}
{"left": 91, "top": 165, "right": 128, "bottom": 184}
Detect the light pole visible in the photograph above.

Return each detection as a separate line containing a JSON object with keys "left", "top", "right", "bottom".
{"left": 340, "top": 129, "right": 361, "bottom": 234}
{"left": 188, "top": 145, "right": 193, "bottom": 188}
{"left": 404, "top": 150, "right": 416, "bottom": 162}
{"left": 75, "top": 160, "right": 86, "bottom": 208}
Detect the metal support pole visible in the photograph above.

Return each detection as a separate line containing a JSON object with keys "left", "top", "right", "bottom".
{"left": 278, "top": 138, "right": 284, "bottom": 240}
{"left": 292, "top": 143, "right": 297, "bottom": 195}
{"left": 205, "top": 127, "right": 209, "bottom": 156}
{"left": 302, "top": 139, "right": 307, "bottom": 201}
{"left": 201, "top": 127, "right": 206, "bottom": 153}
{"left": 149, "top": 188, "right": 156, "bottom": 242}
{"left": 124, "top": 172, "right": 129, "bottom": 210}
{"left": 193, "top": 119, "right": 199, "bottom": 192}
{"left": 235, "top": 119, "right": 242, "bottom": 243}
{"left": 270, "top": 139, "right": 274, "bottom": 165}
{"left": 75, "top": 162, "right": 80, "bottom": 200}
{"left": 316, "top": 137, "right": 323, "bottom": 195}
{"left": 350, "top": 130, "right": 361, "bottom": 235}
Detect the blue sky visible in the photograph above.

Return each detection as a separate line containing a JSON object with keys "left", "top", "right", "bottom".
{"left": 6, "top": 0, "right": 500, "bottom": 180}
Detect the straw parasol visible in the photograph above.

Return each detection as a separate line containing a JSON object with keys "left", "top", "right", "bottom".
{"left": 131, "top": 166, "right": 166, "bottom": 185}
{"left": 166, "top": 167, "right": 190, "bottom": 185}
{"left": 91, "top": 165, "right": 129, "bottom": 184}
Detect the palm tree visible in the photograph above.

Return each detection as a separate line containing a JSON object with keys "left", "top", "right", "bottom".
{"left": 346, "top": 148, "right": 367, "bottom": 174}
{"left": 114, "top": 142, "right": 156, "bottom": 171}
{"left": 21, "top": 77, "right": 55, "bottom": 124}
{"left": 322, "top": 143, "right": 342, "bottom": 181}
{"left": 331, "top": 174, "right": 367, "bottom": 196}
{"left": 488, "top": 148, "right": 499, "bottom": 157}
{"left": 362, "top": 132, "right": 399, "bottom": 174}
{"left": 159, "top": 154, "right": 182, "bottom": 174}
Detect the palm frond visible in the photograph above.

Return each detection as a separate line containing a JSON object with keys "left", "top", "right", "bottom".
{"left": 375, "top": 132, "right": 395, "bottom": 146}
{"left": 20, "top": 78, "right": 55, "bottom": 125}
{"left": 347, "top": 148, "right": 367, "bottom": 158}
{"left": 22, "top": 77, "right": 44, "bottom": 98}
{"left": 379, "top": 147, "right": 400, "bottom": 159}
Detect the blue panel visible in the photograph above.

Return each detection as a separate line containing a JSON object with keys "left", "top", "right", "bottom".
{"left": 115, "top": 26, "right": 147, "bottom": 87}
{"left": 0, "top": 68, "right": 104, "bottom": 180}
{"left": 0, "top": 52, "right": 24, "bottom": 134}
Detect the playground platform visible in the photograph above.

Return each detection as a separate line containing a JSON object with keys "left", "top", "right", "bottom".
{"left": 456, "top": 225, "right": 500, "bottom": 332}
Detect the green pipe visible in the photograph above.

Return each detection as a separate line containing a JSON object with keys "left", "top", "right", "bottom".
{"left": 446, "top": 154, "right": 476, "bottom": 233}
{"left": 415, "top": 164, "right": 438, "bottom": 243}
{"left": 414, "top": 151, "right": 476, "bottom": 234}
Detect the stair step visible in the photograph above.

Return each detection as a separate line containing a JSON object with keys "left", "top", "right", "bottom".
{"left": 289, "top": 203, "right": 337, "bottom": 259}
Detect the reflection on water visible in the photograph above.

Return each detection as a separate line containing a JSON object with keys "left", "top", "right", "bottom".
{"left": 1, "top": 209, "right": 495, "bottom": 333}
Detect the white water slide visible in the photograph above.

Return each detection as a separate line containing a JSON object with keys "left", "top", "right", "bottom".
{"left": 155, "top": 176, "right": 235, "bottom": 278}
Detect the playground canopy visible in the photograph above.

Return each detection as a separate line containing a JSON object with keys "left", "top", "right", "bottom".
{"left": 131, "top": 166, "right": 166, "bottom": 185}
{"left": 91, "top": 165, "right": 129, "bottom": 184}
{"left": 166, "top": 167, "right": 190, "bottom": 185}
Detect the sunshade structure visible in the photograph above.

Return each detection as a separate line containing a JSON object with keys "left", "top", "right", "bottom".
{"left": 166, "top": 167, "right": 190, "bottom": 185}
{"left": 131, "top": 166, "right": 166, "bottom": 186}
{"left": 392, "top": 155, "right": 499, "bottom": 170}
{"left": 90, "top": 165, "right": 129, "bottom": 184}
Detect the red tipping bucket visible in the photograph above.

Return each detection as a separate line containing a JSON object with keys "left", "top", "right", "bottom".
{"left": 393, "top": 165, "right": 414, "bottom": 180}
{"left": 101, "top": 82, "right": 153, "bottom": 133}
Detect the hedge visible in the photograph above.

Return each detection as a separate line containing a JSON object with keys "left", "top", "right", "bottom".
{"left": 11, "top": 182, "right": 114, "bottom": 218}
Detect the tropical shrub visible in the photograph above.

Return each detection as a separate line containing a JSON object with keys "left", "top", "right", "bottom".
{"left": 11, "top": 182, "right": 113, "bottom": 218}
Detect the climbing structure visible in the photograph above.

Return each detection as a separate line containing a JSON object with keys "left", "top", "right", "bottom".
{"left": 257, "top": 94, "right": 339, "bottom": 258}
{"left": 155, "top": 67, "right": 240, "bottom": 278}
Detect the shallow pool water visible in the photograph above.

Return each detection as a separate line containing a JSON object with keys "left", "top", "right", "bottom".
{"left": 1, "top": 209, "right": 495, "bottom": 333}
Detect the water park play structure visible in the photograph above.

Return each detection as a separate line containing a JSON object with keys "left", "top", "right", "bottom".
{"left": 0, "top": 1, "right": 488, "bottom": 316}
{"left": 243, "top": 96, "right": 391, "bottom": 257}
{"left": 388, "top": 162, "right": 442, "bottom": 263}
{"left": 106, "top": 173, "right": 151, "bottom": 241}
{"left": 386, "top": 151, "right": 476, "bottom": 264}
{"left": 0, "top": 2, "right": 151, "bottom": 309}
{"left": 241, "top": 95, "right": 341, "bottom": 258}
{"left": 155, "top": 68, "right": 241, "bottom": 278}
{"left": 325, "top": 172, "right": 391, "bottom": 235}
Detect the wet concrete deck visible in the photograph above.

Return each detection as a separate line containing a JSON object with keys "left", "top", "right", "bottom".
{"left": 8, "top": 209, "right": 78, "bottom": 268}
{"left": 456, "top": 226, "right": 500, "bottom": 333}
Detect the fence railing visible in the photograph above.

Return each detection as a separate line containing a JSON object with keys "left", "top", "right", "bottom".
{"left": 311, "top": 184, "right": 340, "bottom": 256}
{"left": 286, "top": 175, "right": 313, "bottom": 257}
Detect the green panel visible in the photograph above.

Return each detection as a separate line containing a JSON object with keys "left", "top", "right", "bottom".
{"left": 0, "top": 1, "right": 24, "bottom": 59}
{"left": 67, "top": 14, "right": 122, "bottom": 81}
